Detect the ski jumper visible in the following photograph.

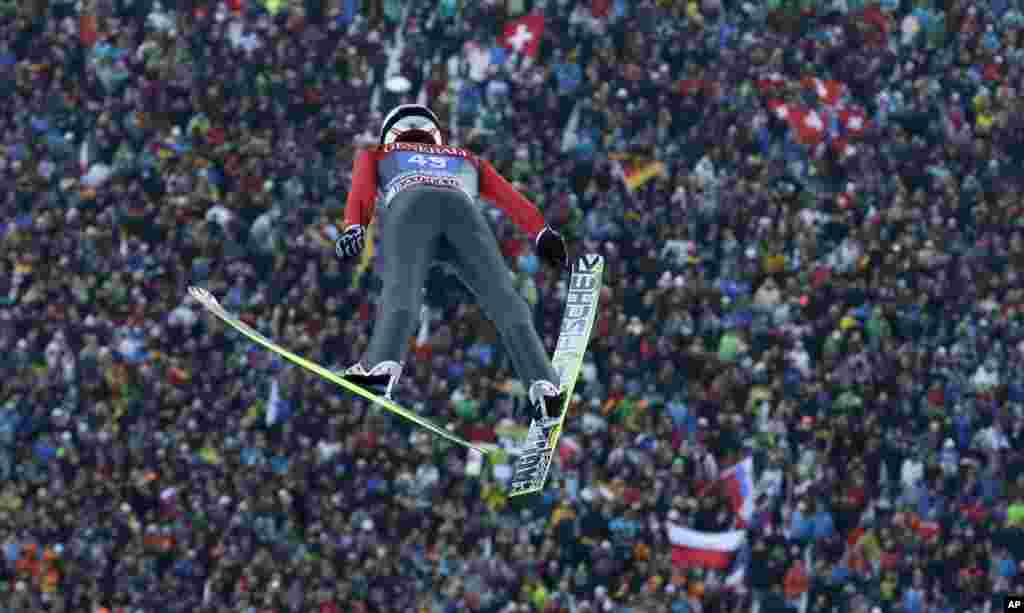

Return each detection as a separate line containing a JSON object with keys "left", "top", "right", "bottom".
{"left": 344, "top": 142, "right": 559, "bottom": 387}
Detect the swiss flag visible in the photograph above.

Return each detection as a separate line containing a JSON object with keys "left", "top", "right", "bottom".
{"left": 787, "top": 107, "right": 827, "bottom": 146}
{"left": 837, "top": 107, "right": 869, "bottom": 137}
{"left": 501, "top": 15, "right": 544, "bottom": 57}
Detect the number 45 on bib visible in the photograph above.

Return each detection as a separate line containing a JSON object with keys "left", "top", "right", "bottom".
{"left": 407, "top": 154, "right": 447, "bottom": 168}
{"left": 509, "top": 254, "right": 604, "bottom": 497}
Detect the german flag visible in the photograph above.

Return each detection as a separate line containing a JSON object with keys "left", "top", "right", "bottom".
{"left": 612, "top": 153, "right": 666, "bottom": 192}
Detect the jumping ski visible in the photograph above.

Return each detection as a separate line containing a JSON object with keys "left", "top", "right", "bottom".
{"left": 509, "top": 254, "right": 604, "bottom": 496}
{"left": 186, "top": 286, "right": 489, "bottom": 454}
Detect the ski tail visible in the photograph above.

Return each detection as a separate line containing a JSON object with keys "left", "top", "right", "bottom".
{"left": 187, "top": 287, "right": 488, "bottom": 455}
{"left": 509, "top": 254, "right": 604, "bottom": 496}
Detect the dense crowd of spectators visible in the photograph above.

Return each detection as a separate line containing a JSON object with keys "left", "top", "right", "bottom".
{"left": 4, "top": 0, "right": 1024, "bottom": 612}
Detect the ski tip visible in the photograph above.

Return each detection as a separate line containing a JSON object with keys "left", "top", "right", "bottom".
{"left": 573, "top": 253, "right": 603, "bottom": 273}
{"left": 187, "top": 286, "right": 216, "bottom": 305}
{"left": 508, "top": 487, "right": 542, "bottom": 498}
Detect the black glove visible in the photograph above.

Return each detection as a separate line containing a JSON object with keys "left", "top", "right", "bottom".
{"left": 536, "top": 226, "right": 569, "bottom": 271}
{"left": 335, "top": 224, "right": 365, "bottom": 259}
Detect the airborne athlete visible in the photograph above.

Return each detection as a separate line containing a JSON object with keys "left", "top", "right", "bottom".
{"left": 335, "top": 104, "right": 569, "bottom": 420}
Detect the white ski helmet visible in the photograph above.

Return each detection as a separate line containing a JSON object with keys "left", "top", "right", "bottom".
{"left": 380, "top": 104, "right": 443, "bottom": 145}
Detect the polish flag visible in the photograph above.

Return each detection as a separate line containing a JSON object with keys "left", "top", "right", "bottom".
{"left": 719, "top": 457, "right": 756, "bottom": 528}
{"left": 501, "top": 14, "right": 544, "bottom": 58}
{"left": 667, "top": 523, "right": 746, "bottom": 570}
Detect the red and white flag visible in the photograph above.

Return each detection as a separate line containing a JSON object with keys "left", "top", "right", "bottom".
{"left": 831, "top": 137, "right": 857, "bottom": 159}
{"left": 667, "top": 523, "right": 746, "bottom": 570}
{"left": 803, "top": 77, "right": 846, "bottom": 107}
{"left": 766, "top": 99, "right": 789, "bottom": 120}
{"left": 787, "top": 107, "right": 827, "bottom": 146}
{"left": 501, "top": 14, "right": 544, "bottom": 57}
{"left": 79, "top": 139, "right": 89, "bottom": 175}
{"left": 756, "top": 72, "right": 786, "bottom": 95}
{"left": 719, "top": 457, "right": 756, "bottom": 528}
{"left": 837, "top": 107, "right": 869, "bottom": 138}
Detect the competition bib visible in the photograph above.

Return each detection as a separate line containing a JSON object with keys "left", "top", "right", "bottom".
{"left": 377, "top": 144, "right": 480, "bottom": 206}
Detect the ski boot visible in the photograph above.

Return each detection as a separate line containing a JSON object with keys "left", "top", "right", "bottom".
{"left": 528, "top": 380, "right": 565, "bottom": 421}
{"left": 341, "top": 361, "right": 404, "bottom": 399}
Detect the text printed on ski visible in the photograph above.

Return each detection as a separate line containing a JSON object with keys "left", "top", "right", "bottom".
{"left": 510, "top": 259, "right": 602, "bottom": 495}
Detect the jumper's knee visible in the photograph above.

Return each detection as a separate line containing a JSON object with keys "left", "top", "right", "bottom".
{"left": 381, "top": 282, "right": 423, "bottom": 315}
{"left": 384, "top": 307, "right": 417, "bottom": 329}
